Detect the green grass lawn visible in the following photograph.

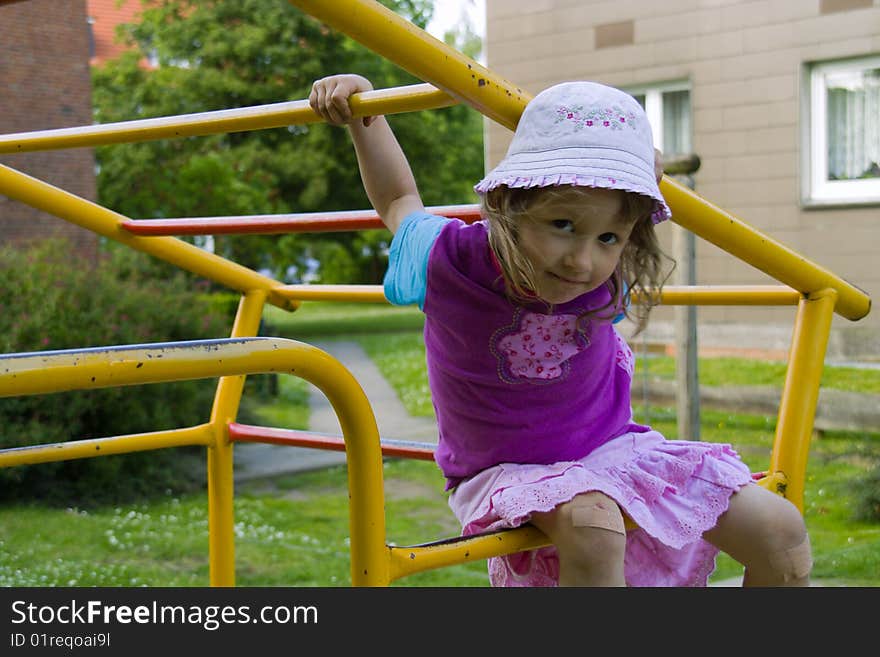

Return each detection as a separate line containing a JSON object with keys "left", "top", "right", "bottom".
{"left": 1, "top": 302, "right": 878, "bottom": 587}
{"left": 0, "top": 459, "right": 485, "bottom": 587}
{"left": 263, "top": 301, "right": 424, "bottom": 338}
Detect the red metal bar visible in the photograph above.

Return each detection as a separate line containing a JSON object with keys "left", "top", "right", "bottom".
{"left": 121, "top": 204, "right": 482, "bottom": 236}
{"left": 228, "top": 423, "right": 769, "bottom": 478}
{"left": 227, "top": 422, "right": 436, "bottom": 461}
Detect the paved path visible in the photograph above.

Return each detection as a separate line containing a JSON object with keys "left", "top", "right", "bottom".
{"left": 233, "top": 340, "right": 437, "bottom": 482}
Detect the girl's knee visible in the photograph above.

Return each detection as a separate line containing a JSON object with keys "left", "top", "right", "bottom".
{"left": 531, "top": 492, "right": 627, "bottom": 585}
{"left": 766, "top": 497, "right": 812, "bottom": 583}
{"left": 567, "top": 491, "right": 626, "bottom": 535}
{"left": 721, "top": 488, "right": 812, "bottom": 585}
{"left": 763, "top": 493, "right": 809, "bottom": 547}
{"left": 769, "top": 530, "right": 812, "bottom": 584}
{"left": 533, "top": 491, "right": 626, "bottom": 558}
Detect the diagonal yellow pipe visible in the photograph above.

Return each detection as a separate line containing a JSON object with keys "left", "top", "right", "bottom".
{"left": 661, "top": 178, "right": 870, "bottom": 321}
{"left": 287, "top": 0, "right": 531, "bottom": 131}
{"left": 0, "top": 164, "right": 297, "bottom": 312}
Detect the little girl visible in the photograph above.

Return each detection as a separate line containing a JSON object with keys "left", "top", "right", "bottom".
{"left": 309, "top": 74, "right": 812, "bottom": 587}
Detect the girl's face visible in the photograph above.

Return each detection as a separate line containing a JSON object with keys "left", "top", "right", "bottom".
{"left": 517, "top": 187, "right": 633, "bottom": 305}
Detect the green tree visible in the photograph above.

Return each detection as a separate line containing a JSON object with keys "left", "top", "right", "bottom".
{"left": 92, "top": 0, "right": 483, "bottom": 284}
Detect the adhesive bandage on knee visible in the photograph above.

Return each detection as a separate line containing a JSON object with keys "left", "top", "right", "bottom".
{"left": 768, "top": 534, "right": 813, "bottom": 582}
{"left": 569, "top": 496, "right": 626, "bottom": 535}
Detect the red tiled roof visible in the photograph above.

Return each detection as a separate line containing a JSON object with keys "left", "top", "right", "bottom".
{"left": 87, "top": 0, "right": 150, "bottom": 66}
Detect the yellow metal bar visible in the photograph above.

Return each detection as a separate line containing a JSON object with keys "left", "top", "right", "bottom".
{"left": 0, "top": 337, "right": 388, "bottom": 585}
{"left": 0, "top": 85, "right": 455, "bottom": 153}
{"left": 0, "top": 164, "right": 297, "bottom": 312}
{"left": 388, "top": 526, "right": 550, "bottom": 582}
{"left": 661, "top": 177, "right": 870, "bottom": 321}
{"left": 0, "top": 339, "right": 282, "bottom": 396}
{"left": 286, "top": 0, "right": 531, "bottom": 131}
{"left": 274, "top": 283, "right": 803, "bottom": 306}
{"left": 770, "top": 288, "right": 837, "bottom": 511}
{"left": 207, "top": 290, "right": 268, "bottom": 587}
{"left": 652, "top": 285, "right": 802, "bottom": 306}
{"left": 278, "top": 284, "right": 388, "bottom": 303}
{"left": 755, "top": 471, "right": 788, "bottom": 496}
{"left": 0, "top": 424, "right": 212, "bottom": 469}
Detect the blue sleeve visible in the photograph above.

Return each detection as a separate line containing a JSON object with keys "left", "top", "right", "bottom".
{"left": 383, "top": 212, "right": 451, "bottom": 310}
{"left": 612, "top": 282, "right": 630, "bottom": 324}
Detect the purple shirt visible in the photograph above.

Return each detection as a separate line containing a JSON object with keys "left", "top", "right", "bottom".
{"left": 385, "top": 213, "right": 648, "bottom": 489}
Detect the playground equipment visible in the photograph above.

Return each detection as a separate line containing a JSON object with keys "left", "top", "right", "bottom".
{"left": 0, "top": 0, "right": 871, "bottom": 586}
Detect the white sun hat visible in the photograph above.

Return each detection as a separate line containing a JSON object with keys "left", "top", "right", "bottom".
{"left": 475, "top": 80, "right": 671, "bottom": 224}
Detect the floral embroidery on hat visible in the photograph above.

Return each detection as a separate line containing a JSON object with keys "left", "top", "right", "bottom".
{"left": 491, "top": 309, "right": 590, "bottom": 384}
{"left": 555, "top": 104, "right": 637, "bottom": 131}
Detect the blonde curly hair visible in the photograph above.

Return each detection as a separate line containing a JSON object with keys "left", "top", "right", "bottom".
{"left": 481, "top": 185, "right": 674, "bottom": 335}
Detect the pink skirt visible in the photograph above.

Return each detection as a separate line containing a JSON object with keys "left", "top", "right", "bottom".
{"left": 447, "top": 430, "right": 753, "bottom": 587}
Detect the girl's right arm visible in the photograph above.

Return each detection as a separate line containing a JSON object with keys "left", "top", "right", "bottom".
{"left": 309, "top": 74, "right": 425, "bottom": 234}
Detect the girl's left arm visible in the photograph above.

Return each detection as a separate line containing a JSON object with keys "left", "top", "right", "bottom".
{"left": 310, "top": 74, "right": 424, "bottom": 234}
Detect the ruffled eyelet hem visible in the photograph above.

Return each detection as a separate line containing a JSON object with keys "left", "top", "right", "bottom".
{"left": 448, "top": 431, "right": 753, "bottom": 587}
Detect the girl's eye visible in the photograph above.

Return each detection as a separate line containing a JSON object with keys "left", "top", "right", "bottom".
{"left": 551, "top": 219, "right": 575, "bottom": 232}
{"left": 598, "top": 232, "right": 619, "bottom": 245}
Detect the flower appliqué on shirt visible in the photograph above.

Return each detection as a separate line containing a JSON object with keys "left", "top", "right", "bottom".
{"left": 491, "top": 309, "right": 590, "bottom": 384}
{"left": 614, "top": 329, "right": 635, "bottom": 378}
{"left": 555, "top": 104, "right": 637, "bottom": 131}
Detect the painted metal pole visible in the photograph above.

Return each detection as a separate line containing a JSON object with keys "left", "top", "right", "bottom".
{"left": 661, "top": 177, "right": 870, "bottom": 321}
{"left": 0, "top": 84, "right": 456, "bottom": 153}
{"left": 207, "top": 290, "right": 268, "bottom": 587}
{"left": 671, "top": 169, "right": 700, "bottom": 442}
{"left": 120, "top": 204, "right": 482, "bottom": 236}
{"left": 770, "top": 288, "right": 837, "bottom": 511}
{"left": 0, "top": 424, "right": 212, "bottom": 469}
{"left": 268, "top": 283, "right": 804, "bottom": 306}
{"left": 654, "top": 286, "right": 801, "bottom": 306}
{"left": 286, "top": 0, "right": 531, "bottom": 131}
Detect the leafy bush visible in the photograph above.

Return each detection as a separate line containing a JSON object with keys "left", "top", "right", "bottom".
{"left": 0, "top": 240, "right": 231, "bottom": 507}
{"left": 853, "top": 467, "right": 880, "bottom": 522}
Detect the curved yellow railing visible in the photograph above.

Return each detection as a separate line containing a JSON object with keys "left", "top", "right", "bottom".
{"left": 0, "top": 336, "right": 390, "bottom": 585}
{"left": 0, "top": 0, "right": 872, "bottom": 586}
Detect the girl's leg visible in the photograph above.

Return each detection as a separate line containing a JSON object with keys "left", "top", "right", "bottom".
{"left": 703, "top": 483, "right": 812, "bottom": 587}
{"left": 530, "top": 491, "right": 627, "bottom": 586}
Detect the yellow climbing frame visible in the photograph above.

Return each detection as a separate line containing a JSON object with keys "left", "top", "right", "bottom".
{"left": 0, "top": 0, "right": 871, "bottom": 586}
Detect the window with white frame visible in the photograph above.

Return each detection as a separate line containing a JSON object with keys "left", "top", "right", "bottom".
{"left": 804, "top": 55, "right": 880, "bottom": 206}
{"left": 626, "top": 81, "right": 692, "bottom": 156}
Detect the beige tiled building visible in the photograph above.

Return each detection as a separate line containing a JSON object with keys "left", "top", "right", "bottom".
{"left": 483, "top": 0, "right": 879, "bottom": 361}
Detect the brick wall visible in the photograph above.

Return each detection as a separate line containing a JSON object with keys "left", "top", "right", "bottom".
{"left": 0, "top": 0, "right": 98, "bottom": 260}
{"left": 484, "top": 0, "right": 880, "bottom": 357}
